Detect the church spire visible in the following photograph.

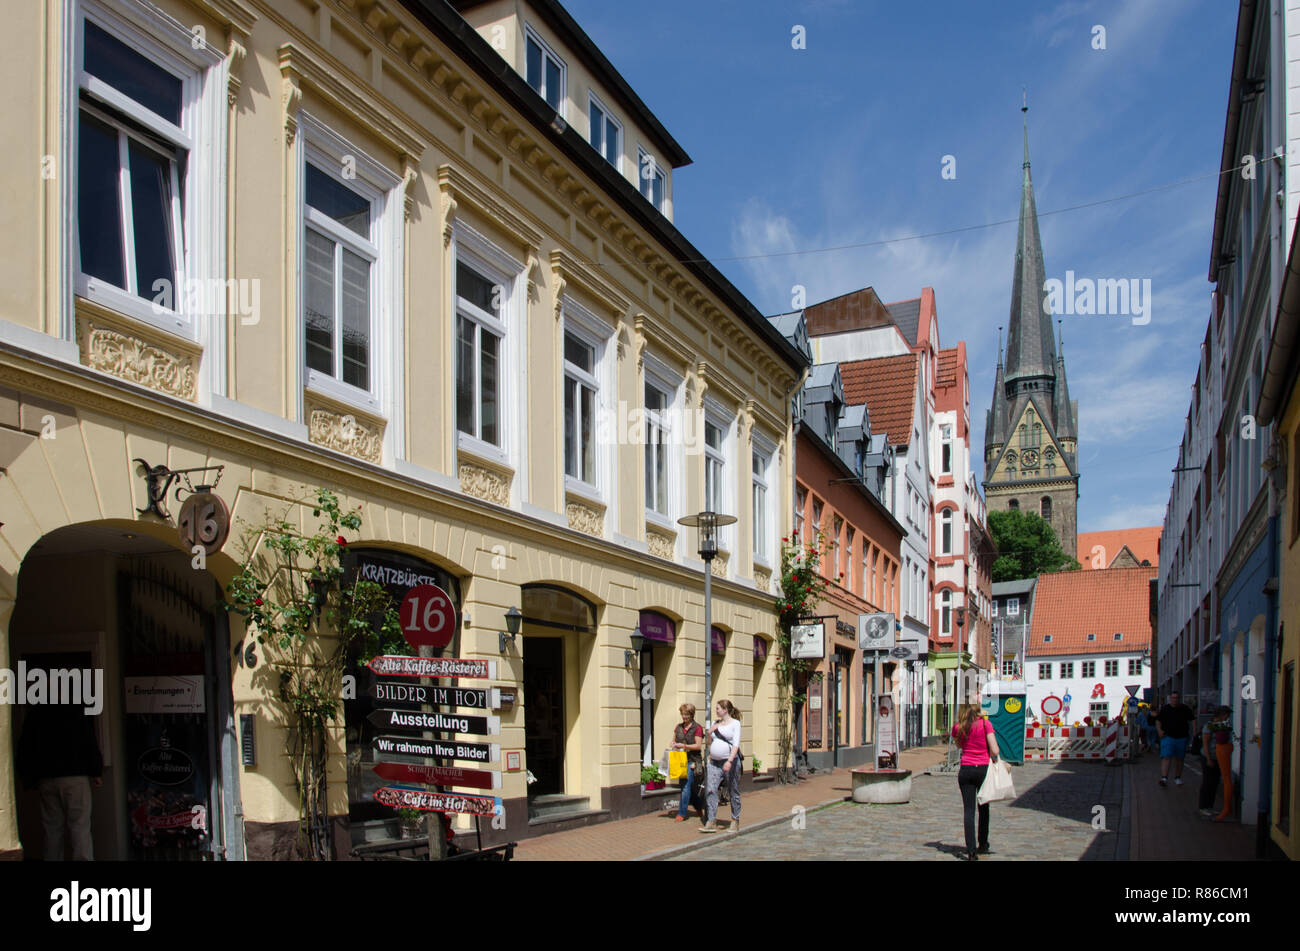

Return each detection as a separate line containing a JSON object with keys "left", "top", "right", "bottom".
{"left": 1005, "top": 110, "right": 1058, "bottom": 384}
{"left": 986, "top": 325, "right": 1008, "bottom": 456}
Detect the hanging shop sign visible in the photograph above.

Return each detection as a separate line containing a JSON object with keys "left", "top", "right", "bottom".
{"left": 372, "top": 761, "right": 501, "bottom": 790}
{"left": 366, "top": 708, "right": 501, "bottom": 735}
{"left": 372, "top": 735, "right": 499, "bottom": 763}
{"left": 790, "top": 623, "right": 825, "bottom": 660}
{"left": 858, "top": 612, "right": 896, "bottom": 652}
{"left": 177, "top": 490, "right": 230, "bottom": 556}
{"left": 369, "top": 681, "right": 501, "bottom": 709}
{"left": 368, "top": 656, "right": 496, "bottom": 679}
{"left": 399, "top": 583, "right": 456, "bottom": 650}
{"left": 374, "top": 786, "right": 500, "bottom": 816}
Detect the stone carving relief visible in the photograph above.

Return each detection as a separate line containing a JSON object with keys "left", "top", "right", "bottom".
{"left": 459, "top": 462, "right": 511, "bottom": 506}
{"left": 566, "top": 500, "right": 604, "bottom": 537}
{"left": 646, "top": 528, "right": 676, "bottom": 560}
{"left": 79, "top": 321, "right": 198, "bottom": 401}
{"left": 710, "top": 552, "right": 729, "bottom": 578}
{"left": 753, "top": 567, "right": 771, "bottom": 593}
{"left": 306, "top": 406, "right": 384, "bottom": 463}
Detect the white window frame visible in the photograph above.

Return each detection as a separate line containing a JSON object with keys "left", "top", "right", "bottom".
{"left": 1104, "top": 659, "right": 1119, "bottom": 678}
{"left": 1129, "top": 658, "right": 1143, "bottom": 676}
{"left": 524, "top": 25, "right": 566, "bottom": 117}
{"left": 587, "top": 91, "right": 622, "bottom": 173}
{"left": 452, "top": 220, "right": 525, "bottom": 483}
{"left": 703, "top": 397, "right": 736, "bottom": 560}
{"left": 941, "top": 508, "right": 953, "bottom": 555}
{"left": 752, "top": 433, "right": 776, "bottom": 569}
{"left": 643, "top": 354, "right": 683, "bottom": 533}
{"left": 1089, "top": 701, "right": 1108, "bottom": 721}
{"left": 1060, "top": 662, "right": 1074, "bottom": 679}
{"left": 637, "top": 146, "right": 665, "bottom": 212}
{"left": 1038, "top": 663, "right": 1051, "bottom": 680}
{"left": 561, "top": 296, "right": 615, "bottom": 507}
{"left": 1007, "top": 597, "right": 1020, "bottom": 617}
{"left": 297, "top": 116, "right": 402, "bottom": 451}
{"left": 69, "top": 0, "right": 227, "bottom": 396}
{"left": 940, "top": 424, "right": 953, "bottom": 474}
{"left": 1081, "top": 661, "right": 1095, "bottom": 678}
{"left": 940, "top": 588, "right": 951, "bottom": 637}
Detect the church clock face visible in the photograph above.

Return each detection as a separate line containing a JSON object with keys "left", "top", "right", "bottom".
{"left": 1021, "top": 449, "right": 1040, "bottom": 467}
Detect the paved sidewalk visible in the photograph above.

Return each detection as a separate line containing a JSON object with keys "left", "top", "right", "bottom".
{"left": 1127, "top": 750, "right": 1255, "bottom": 860}
{"left": 512, "top": 746, "right": 947, "bottom": 861}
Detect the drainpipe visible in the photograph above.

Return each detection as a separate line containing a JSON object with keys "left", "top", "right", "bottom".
{"left": 785, "top": 363, "right": 810, "bottom": 776}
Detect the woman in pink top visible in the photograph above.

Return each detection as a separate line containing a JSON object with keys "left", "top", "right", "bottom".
{"left": 951, "top": 704, "right": 1000, "bottom": 861}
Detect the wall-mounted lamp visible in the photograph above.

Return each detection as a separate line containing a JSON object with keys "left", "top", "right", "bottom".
{"left": 499, "top": 605, "right": 522, "bottom": 654}
{"left": 627, "top": 626, "right": 645, "bottom": 667}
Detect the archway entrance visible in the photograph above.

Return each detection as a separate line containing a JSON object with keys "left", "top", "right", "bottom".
{"left": 9, "top": 524, "right": 240, "bottom": 860}
{"left": 521, "top": 585, "right": 595, "bottom": 814}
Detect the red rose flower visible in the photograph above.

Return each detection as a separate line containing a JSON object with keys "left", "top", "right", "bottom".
{"left": 336, "top": 535, "right": 348, "bottom": 546}
{"left": 254, "top": 597, "right": 263, "bottom": 606}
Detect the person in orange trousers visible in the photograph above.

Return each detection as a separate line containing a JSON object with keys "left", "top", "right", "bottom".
{"left": 1209, "top": 707, "right": 1234, "bottom": 822}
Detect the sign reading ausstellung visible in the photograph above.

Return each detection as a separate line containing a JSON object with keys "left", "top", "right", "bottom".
{"left": 369, "top": 681, "right": 500, "bottom": 709}
{"left": 366, "top": 708, "right": 501, "bottom": 735}
{"left": 372, "top": 735, "right": 500, "bottom": 762}
{"left": 374, "top": 785, "right": 500, "bottom": 816}
{"left": 372, "top": 761, "right": 501, "bottom": 790}
{"left": 367, "top": 655, "right": 496, "bottom": 679}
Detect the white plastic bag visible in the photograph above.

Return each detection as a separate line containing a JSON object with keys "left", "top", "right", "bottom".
{"left": 977, "top": 759, "right": 1015, "bottom": 804}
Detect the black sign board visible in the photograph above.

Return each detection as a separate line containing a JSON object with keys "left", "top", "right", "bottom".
{"left": 369, "top": 681, "right": 498, "bottom": 709}
{"left": 366, "top": 708, "right": 500, "bottom": 735}
{"left": 372, "top": 735, "right": 499, "bottom": 763}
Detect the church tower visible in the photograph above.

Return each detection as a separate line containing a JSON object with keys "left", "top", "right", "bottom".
{"left": 983, "top": 121, "right": 1079, "bottom": 555}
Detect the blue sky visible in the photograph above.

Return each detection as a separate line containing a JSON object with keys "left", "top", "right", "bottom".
{"left": 564, "top": 0, "right": 1238, "bottom": 535}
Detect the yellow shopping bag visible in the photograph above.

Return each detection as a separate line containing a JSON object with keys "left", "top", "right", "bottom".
{"left": 668, "top": 750, "right": 688, "bottom": 782}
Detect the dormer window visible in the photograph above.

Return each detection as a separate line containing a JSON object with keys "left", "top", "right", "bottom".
{"left": 525, "top": 27, "right": 565, "bottom": 114}
{"left": 1087, "top": 633, "right": 1096, "bottom": 641}
{"left": 1113, "top": 633, "right": 1123, "bottom": 641}
{"left": 638, "top": 147, "right": 665, "bottom": 212}
{"left": 1043, "top": 634, "right": 1053, "bottom": 643}
{"left": 588, "top": 93, "right": 621, "bottom": 170}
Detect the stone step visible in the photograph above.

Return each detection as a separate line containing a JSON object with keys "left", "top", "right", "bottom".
{"left": 527, "top": 793, "right": 591, "bottom": 820}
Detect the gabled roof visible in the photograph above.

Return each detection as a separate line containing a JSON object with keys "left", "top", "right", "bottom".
{"left": 840, "top": 353, "right": 920, "bottom": 446}
{"left": 1027, "top": 566, "right": 1157, "bottom": 656}
{"left": 803, "top": 287, "right": 896, "bottom": 337}
{"left": 1077, "top": 528, "right": 1162, "bottom": 570}
{"left": 992, "top": 578, "right": 1036, "bottom": 597}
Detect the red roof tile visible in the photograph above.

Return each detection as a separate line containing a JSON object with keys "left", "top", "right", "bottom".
{"left": 840, "top": 354, "right": 919, "bottom": 446}
{"left": 937, "top": 347, "right": 961, "bottom": 388}
{"left": 1027, "top": 566, "right": 1157, "bottom": 656}
{"left": 1077, "top": 527, "right": 1162, "bottom": 570}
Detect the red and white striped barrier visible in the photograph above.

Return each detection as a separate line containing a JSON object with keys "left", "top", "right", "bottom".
{"left": 1024, "top": 725, "right": 1129, "bottom": 760}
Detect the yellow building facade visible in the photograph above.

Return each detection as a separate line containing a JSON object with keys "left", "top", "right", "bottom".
{"left": 0, "top": 0, "right": 805, "bottom": 858}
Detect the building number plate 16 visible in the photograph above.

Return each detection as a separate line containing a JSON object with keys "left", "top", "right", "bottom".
{"left": 178, "top": 491, "right": 231, "bottom": 555}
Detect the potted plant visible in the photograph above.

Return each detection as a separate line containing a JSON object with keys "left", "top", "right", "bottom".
{"left": 396, "top": 808, "right": 424, "bottom": 839}
{"left": 641, "top": 764, "right": 666, "bottom": 790}
{"left": 751, "top": 755, "right": 762, "bottom": 776}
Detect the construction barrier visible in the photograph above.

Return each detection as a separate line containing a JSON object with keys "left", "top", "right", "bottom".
{"left": 1024, "top": 725, "right": 1130, "bottom": 760}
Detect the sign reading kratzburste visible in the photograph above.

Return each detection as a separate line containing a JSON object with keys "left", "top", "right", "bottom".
{"left": 374, "top": 785, "right": 500, "bottom": 816}
{"left": 367, "top": 655, "right": 496, "bottom": 679}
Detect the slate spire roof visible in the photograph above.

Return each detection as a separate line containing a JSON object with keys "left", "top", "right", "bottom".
{"left": 1005, "top": 124, "right": 1057, "bottom": 384}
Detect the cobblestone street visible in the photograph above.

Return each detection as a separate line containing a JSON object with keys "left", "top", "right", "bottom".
{"left": 667, "top": 760, "right": 1125, "bottom": 861}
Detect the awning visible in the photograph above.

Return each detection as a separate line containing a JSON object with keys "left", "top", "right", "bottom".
{"left": 638, "top": 610, "right": 675, "bottom": 646}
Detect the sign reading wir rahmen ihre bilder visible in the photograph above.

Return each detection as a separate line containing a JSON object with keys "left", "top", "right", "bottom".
{"left": 369, "top": 681, "right": 501, "bottom": 709}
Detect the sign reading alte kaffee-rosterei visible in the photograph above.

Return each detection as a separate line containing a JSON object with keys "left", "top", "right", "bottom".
{"left": 367, "top": 655, "right": 496, "bottom": 679}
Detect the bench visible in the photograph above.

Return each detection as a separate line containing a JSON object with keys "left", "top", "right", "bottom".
{"left": 849, "top": 767, "right": 913, "bottom": 804}
{"left": 351, "top": 838, "right": 516, "bottom": 862}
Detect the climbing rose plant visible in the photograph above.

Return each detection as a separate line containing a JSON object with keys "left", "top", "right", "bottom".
{"left": 225, "top": 488, "right": 405, "bottom": 860}
{"left": 773, "top": 532, "right": 829, "bottom": 783}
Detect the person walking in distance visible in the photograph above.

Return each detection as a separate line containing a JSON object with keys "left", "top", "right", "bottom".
{"left": 1155, "top": 690, "right": 1195, "bottom": 787}
{"left": 952, "top": 703, "right": 1000, "bottom": 861}
{"left": 1197, "top": 709, "right": 1222, "bottom": 817}
{"left": 671, "top": 703, "right": 705, "bottom": 822}
{"left": 1208, "top": 706, "right": 1235, "bottom": 822}
{"left": 699, "top": 699, "right": 742, "bottom": 834}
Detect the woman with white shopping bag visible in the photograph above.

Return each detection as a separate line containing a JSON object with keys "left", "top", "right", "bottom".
{"left": 951, "top": 704, "right": 1005, "bottom": 861}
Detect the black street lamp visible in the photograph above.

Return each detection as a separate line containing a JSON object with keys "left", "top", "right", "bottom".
{"left": 678, "top": 511, "right": 737, "bottom": 721}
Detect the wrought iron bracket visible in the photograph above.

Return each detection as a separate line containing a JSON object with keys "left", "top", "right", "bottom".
{"left": 134, "top": 459, "right": 226, "bottom": 520}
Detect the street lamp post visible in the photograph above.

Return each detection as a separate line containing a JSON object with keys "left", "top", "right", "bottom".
{"left": 678, "top": 511, "right": 737, "bottom": 726}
